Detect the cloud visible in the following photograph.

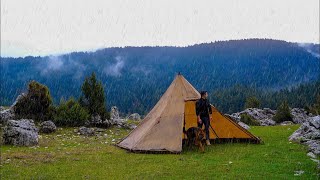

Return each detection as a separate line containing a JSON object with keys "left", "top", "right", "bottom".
{"left": 104, "top": 56, "right": 125, "bottom": 76}
{"left": 40, "top": 56, "right": 64, "bottom": 75}
{"left": 298, "top": 43, "right": 320, "bottom": 58}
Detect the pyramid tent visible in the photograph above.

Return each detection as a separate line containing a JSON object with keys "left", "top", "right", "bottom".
{"left": 117, "top": 74, "right": 260, "bottom": 153}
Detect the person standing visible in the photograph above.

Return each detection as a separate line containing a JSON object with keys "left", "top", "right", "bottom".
{"left": 195, "top": 91, "right": 212, "bottom": 145}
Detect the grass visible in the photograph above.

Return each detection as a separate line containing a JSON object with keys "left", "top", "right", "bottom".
{"left": 0, "top": 125, "right": 319, "bottom": 179}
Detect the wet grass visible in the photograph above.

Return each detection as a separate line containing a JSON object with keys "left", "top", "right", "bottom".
{"left": 0, "top": 125, "right": 319, "bottom": 179}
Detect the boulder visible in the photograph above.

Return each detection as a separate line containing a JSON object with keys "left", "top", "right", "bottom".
{"left": 228, "top": 107, "right": 313, "bottom": 126}
{"left": 2, "top": 119, "right": 38, "bottom": 146}
{"left": 0, "top": 108, "right": 15, "bottom": 124}
{"left": 238, "top": 121, "right": 250, "bottom": 130}
{"left": 128, "top": 113, "right": 141, "bottom": 121}
{"left": 228, "top": 108, "right": 276, "bottom": 126}
{"left": 280, "top": 121, "right": 294, "bottom": 126}
{"left": 289, "top": 116, "right": 320, "bottom": 156}
{"left": 40, "top": 121, "right": 57, "bottom": 133}
{"left": 291, "top": 108, "right": 312, "bottom": 124}
{"left": 11, "top": 93, "right": 25, "bottom": 108}
{"left": 79, "top": 127, "right": 95, "bottom": 136}
{"left": 111, "top": 106, "right": 120, "bottom": 120}
{"left": 90, "top": 114, "right": 103, "bottom": 125}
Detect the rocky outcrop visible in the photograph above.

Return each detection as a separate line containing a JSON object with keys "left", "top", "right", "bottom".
{"left": 291, "top": 108, "right": 312, "bottom": 124}
{"left": 90, "top": 114, "right": 103, "bottom": 126}
{"left": 127, "top": 113, "right": 141, "bottom": 121}
{"left": 289, "top": 116, "right": 320, "bottom": 156}
{"left": 78, "top": 127, "right": 95, "bottom": 136}
{"left": 100, "top": 106, "right": 137, "bottom": 130}
{"left": 110, "top": 106, "right": 120, "bottom": 120}
{"left": 228, "top": 108, "right": 314, "bottom": 126}
{"left": 40, "top": 121, "right": 57, "bottom": 133}
{"left": 228, "top": 108, "right": 276, "bottom": 126}
{"left": 0, "top": 108, "right": 15, "bottom": 124}
{"left": 238, "top": 121, "right": 250, "bottom": 130}
{"left": 2, "top": 119, "right": 38, "bottom": 146}
{"left": 0, "top": 94, "right": 26, "bottom": 124}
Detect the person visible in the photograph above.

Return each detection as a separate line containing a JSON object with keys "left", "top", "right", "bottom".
{"left": 195, "top": 91, "right": 212, "bottom": 145}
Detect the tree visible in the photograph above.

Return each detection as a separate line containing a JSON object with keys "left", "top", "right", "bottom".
{"left": 53, "top": 97, "right": 89, "bottom": 126}
{"left": 240, "top": 114, "right": 260, "bottom": 126}
{"left": 273, "top": 101, "right": 293, "bottom": 123}
{"left": 306, "top": 95, "right": 320, "bottom": 115}
{"left": 244, "top": 96, "right": 261, "bottom": 109}
{"left": 14, "top": 80, "right": 53, "bottom": 121}
{"left": 79, "top": 72, "right": 109, "bottom": 120}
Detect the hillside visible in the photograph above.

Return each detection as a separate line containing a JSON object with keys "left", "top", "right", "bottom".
{"left": 1, "top": 39, "right": 319, "bottom": 114}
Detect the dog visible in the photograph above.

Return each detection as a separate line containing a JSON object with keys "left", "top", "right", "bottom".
{"left": 183, "top": 127, "right": 206, "bottom": 152}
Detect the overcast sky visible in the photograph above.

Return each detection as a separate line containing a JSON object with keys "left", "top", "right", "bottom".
{"left": 1, "top": 0, "right": 319, "bottom": 57}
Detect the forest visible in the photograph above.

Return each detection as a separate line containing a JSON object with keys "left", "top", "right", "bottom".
{"left": 1, "top": 39, "right": 319, "bottom": 114}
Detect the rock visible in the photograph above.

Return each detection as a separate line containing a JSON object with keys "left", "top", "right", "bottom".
{"left": 122, "top": 123, "right": 137, "bottom": 130}
{"left": 309, "top": 116, "right": 320, "bottom": 129}
{"left": 111, "top": 106, "right": 120, "bottom": 120}
{"left": 259, "top": 119, "right": 276, "bottom": 126}
{"left": 307, "top": 152, "right": 317, "bottom": 159}
{"left": 90, "top": 114, "right": 102, "bottom": 125}
{"left": 0, "top": 108, "right": 15, "bottom": 124}
{"left": 2, "top": 119, "right": 38, "bottom": 146}
{"left": 291, "top": 108, "right": 312, "bottom": 124}
{"left": 294, "top": 170, "right": 304, "bottom": 176}
{"left": 40, "top": 121, "right": 57, "bottom": 133}
{"left": 127, "top": 113, "right": 141, "bottom": 121}
{"left": 0, "top": 106, "right": 5, "bottom": 111}
{"left": 11, "top": 93, "right": 25, "bottom": 108}
{"left": 303, "top": 140, "right": 320, "bottom": 156}
{"left": 289, "top": 116, "right": 320, "bottom": 156}
{"left": 79, "top": 127, "right": 95, "bottom": 136}
{"left": 228, "top": 107, "right": 313, "bottom": 126}
{"left": 238, "top": 121, "right": 250, "bottom": 130}
{"left": 95, "top": 128, "right": 105, "bottom": 132}
{"left": 228, "top": 108, "right": 276, "bottom": 126}
{"left": 280, "top": 121, "right": 293, "bottom": 126}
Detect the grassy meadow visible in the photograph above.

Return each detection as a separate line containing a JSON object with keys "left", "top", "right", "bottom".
{"left": 0, "top": 125, "right": 319, "bottom": 179}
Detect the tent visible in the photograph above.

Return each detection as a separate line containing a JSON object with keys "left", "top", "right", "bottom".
{"left": 117, "top": 74, "right": 260, "bottom": 153}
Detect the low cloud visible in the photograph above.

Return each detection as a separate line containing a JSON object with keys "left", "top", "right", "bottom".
{"left": 104, "top": 56, "right": 125, "bottom": 76}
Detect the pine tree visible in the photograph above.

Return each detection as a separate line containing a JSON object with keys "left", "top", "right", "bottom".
{"left": 244, "top": 96, "right": 261, "bottom": 109}
{"left": 79, "top": 72, "right": 109, "bottom": 120}
{"left": 273, "top": 101, "right": 292, "bottom": 123}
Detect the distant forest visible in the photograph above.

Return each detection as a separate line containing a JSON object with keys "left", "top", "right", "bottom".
{"left": 1, "top": 39, "right": 319, "bottom": 114}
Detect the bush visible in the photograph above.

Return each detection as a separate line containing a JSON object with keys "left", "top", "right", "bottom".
{"left": 14, "top": 81, "right": 53, "bottom": 122}
{"left": 79, "top": 72, "right": 109, "bottom": 120}
{"left": 240, "top": 114, "right": 260, "bottom": 126}
{"left": 244, "top": 96, "right": 261, "bottom": 109}
{"left": 53, "top": 98, "right": 90, "bottom": 126}
{"left": 273, "top": 101, "right": 293, "bottom": 123}
{"left": 306, "top": 95, "right": 320, "bottom": 115}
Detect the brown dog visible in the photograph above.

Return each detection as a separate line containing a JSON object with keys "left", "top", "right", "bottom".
{"left": 183, "top": 127, "right": 206, "bottom": 152}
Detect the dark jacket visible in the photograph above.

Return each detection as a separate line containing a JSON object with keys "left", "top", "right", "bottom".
{"left": 196, "top": 98, "right": 212, "bottom": 118}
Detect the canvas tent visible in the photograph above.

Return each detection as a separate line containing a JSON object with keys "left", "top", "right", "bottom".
{"left": 117, "top": 74, "right": 260, "bottom": 153}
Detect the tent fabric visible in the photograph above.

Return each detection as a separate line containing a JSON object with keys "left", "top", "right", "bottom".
{"left": 117, "top": 74, "right": 260, "bottom": 153}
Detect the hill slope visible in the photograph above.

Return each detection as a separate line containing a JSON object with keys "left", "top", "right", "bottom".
{"left": 1, "top": 39, "right": 319, "bottom": 114}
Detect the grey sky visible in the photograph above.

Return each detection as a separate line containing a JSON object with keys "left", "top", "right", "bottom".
{"left": 1, "top": 0, "right": 319, "bottom": 57}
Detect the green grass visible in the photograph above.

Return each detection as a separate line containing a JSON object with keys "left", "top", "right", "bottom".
{"left": 0, "top": 125, "right": 319, "bottom": 179}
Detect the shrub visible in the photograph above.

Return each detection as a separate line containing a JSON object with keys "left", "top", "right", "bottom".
{"left": 244, "top": 96, "right": 261, "bottom": 109}
{"left": 14, "top": 81, "right": 53, "bottom": 122}
{"left": 240, "top": 114, "right": 260, "bottom": 126}
{"left": 79, "top": 72, "right": 109, "bottom": 120}
{"left": 273, "top": 101, "right": 293, "bottom": 123}
{"left": 53, "top": 98, "right": 90, "bottom": 126}
{"left": 306, "top": 95, "right": 320, "bottom": 115}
